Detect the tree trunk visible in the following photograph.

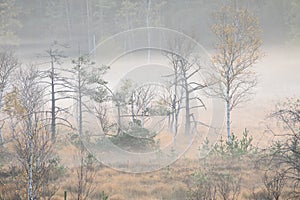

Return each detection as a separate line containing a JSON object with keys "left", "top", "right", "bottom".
{"left": 86, "top": 0, "right": 91, "bottom": 52}
{"left": 51, "top": 57, "right": 56, "bottom": 142}
{"left": 226, "top": 99, "right": 231, "bottom": 143}
{"left": 78, "top": 66, "right": 83, "bottom": 136}
{"left": 131, "top": 96, "right": 135, "bottom": 123}
{"left": 28, "top": 114, "right": 34, "bottom": 200}
{"left": 146, "top": 0, "right": 151, "bottom": 63}
{"left": 174, "top": 110, "right": 178, "bottom": 144}
{"left": 170, "top": 94, "right": 175, "bottom": 132}
{"left": 64, "top": 0, "right": 72, "bottom": 42}
{"left": 168, "top": 112, "right": 171, "bottom": 132}
{"left": 185, "top": 88, "right": 190, "bottom": 135}
{"left": 117, "top": 103, "right": 121, "bottom": 135}
{"left": 173, "top": 66, "right": 179, "bottom": 135}
{"left": 142, "top": 103, "right": 145, "bottom": 128}
{"left": 183, "top": 70, "right": 190, "bottom": 134}
{"left": 77, "top": 153, "right": 83, "bottom": 200}
{"left": 0, "top": 91, "right": 3, "bottom": 144}
{"left": 0, "top": 124, "right": 3, "bottom": 144}
{"left": 226, "top": 65, "right": 231, "bottom": 143}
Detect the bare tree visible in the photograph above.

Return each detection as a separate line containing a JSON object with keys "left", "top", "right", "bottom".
{"left": 164, "top": 50, "right": 184, "bottom": 137}
{"left": 94, "top": 103, "right": 110, "bottom": 135}
{"left": 8, "top": 66, "right": 61, "bottom": 200}
{"left": 66, "top": 139, "right": 98, "bottom": 200}
{"left": 75, "top": 150, "right": 98, "bottom": 200}
{"left": 164, "top": 42, "right": 208, "bottom": 135}
{"left": 0, "top": 50, "right": 18, "bottom": 143}
{"left": 209, "top": 5, "right": 263, "bottom": 142}
{"left": 112, "top": 79, "right": 132, "bottom": 135}
{"left": 267, "top": 98, "right": 300, "bottom": 198}
{"left": 39, "top": 43, "right": 73, "bottom": 143}
{"left": 215, "top": 172, "right": 241, "bottom": 200}
{"left": 262, "top": 170, "right": 287, "bottom": 200}
{"left": 130, "top": 84, "right": 157, "bottom": 128}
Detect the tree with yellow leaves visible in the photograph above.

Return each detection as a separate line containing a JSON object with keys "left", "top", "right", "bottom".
{"left": 3, "top": 66, "right": 62, "bottom": 200}
{"left": 0, "top": 50, "right": 18, "bottom": 143}
{"left": 209, "top": 6, "right": 263, "bottom": 142}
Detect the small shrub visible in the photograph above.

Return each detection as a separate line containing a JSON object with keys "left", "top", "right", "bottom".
{"left": 212, "top": 129, "right": 257, "bottom": 158}
{"left": 110, "top": 126, "right": 157, "bottom": 152}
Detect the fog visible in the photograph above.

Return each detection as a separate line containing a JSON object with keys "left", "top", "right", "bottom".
{"left": 1, "top": 0, "right": 300, "bottom": 136}
{"left": 0, "top": 0, "right": 295, "bottom": 55}
{"left": 1, "top": 1, "right": 300, "bottom": 198}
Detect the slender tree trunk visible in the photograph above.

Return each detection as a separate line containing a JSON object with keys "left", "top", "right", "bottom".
{"left": 64, "top": 0, "right": 72, "bottom": 42}
{"left": 168, "top": 112, "right": 171, "bottom": 132}
{"left": 0, "top": 126, "right": 3, "bottom": 144}
{"left": 79, "top": 90, "right": 83, "bottom": 137}
{"left": 173, "top": 66, "right": 179, "bottom": 135}
{"left": 130, "top": 95, "right": 135, "bottom": 123}
{"left": 86, "top": 0, "right": 91, "bottom": 52}
{"left": 51, "top": 57, "right": 56, "bottom": 142}
{"left": 183, "top": 70, "right": 190, "bottom": 134}
{"left": 174, "top": 109, "right": 178, "bottom": 144}
{"left": 226, "top": 99, "right": 231, "bottom": 143}
{"left": 142, "top": 103, "right": 145, "bottom": 128}
{"left": 28, "top": 114, "right": 34, "bottom": 200}
{"left": 174, "top": 94, "right": 182, "bottom": 144}
{"left": 78, "top": 66, "right": 83, "bottom": 136}
{"left": 174, "top": 96, "right": 181, "bottom": 145}
{"left": 77, "top": 149, "right": 84, "bottom": 200}
{"left": 185, "top": 89, "right": 190, "bottom": 134}
{"left": 0, "top": 91, "right": 3, "bottom": 144}
{"left": 146, "top": 0, "right": 151, "bottom": 63}
{"left": 226, "top": 65, "right": 231, "bottom": 143}
{"left": 117, "top": 103, "right": 121, "bottom": 135}
{"left": 170, "top": 95, "right": 175, "bottom": 132}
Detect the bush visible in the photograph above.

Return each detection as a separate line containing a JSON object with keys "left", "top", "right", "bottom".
{"left": 110, "top": 126, "right": 157, "bottom": 152}
{"left": 188, "top": 168, "right": 241, "bottom": 200}
{"left": 212, "top": 129, "right": 257, "bottom": 158}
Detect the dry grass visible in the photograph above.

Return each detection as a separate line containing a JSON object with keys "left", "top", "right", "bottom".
{"left": 1, "top": 129, "right": 298, "bottom": 200}
{"left": 51, "top": 153, "right": 260, "bottom": 199}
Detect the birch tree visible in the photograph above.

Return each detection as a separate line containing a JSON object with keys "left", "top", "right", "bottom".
{"left": 209, "top": 6, "right": 263, "bottom": 142}
{"left": 8, "top": 66, "right": 61, "bottom": 200}
{"left": 0, "top": 50, "right": 18, "bottom": 143}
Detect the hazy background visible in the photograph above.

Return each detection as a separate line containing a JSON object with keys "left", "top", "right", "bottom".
{"left": 1, "top": 0, "right": 300, "bottom": 144}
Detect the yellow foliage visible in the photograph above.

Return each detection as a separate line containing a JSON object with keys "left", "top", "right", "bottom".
{"left": 3, "top": 86, "right": 26, "bottom": 118}
{"left": 211, "top": 6, "right": 263, "bottom": 73}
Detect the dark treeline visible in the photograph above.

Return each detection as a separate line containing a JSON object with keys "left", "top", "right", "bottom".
{"left": 1, "top": 0, "right": 299, "bottom": 57}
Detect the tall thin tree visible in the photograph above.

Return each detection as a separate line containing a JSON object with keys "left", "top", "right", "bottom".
{"left": 209, "top": 6, "right": 263, "bottom": 142}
